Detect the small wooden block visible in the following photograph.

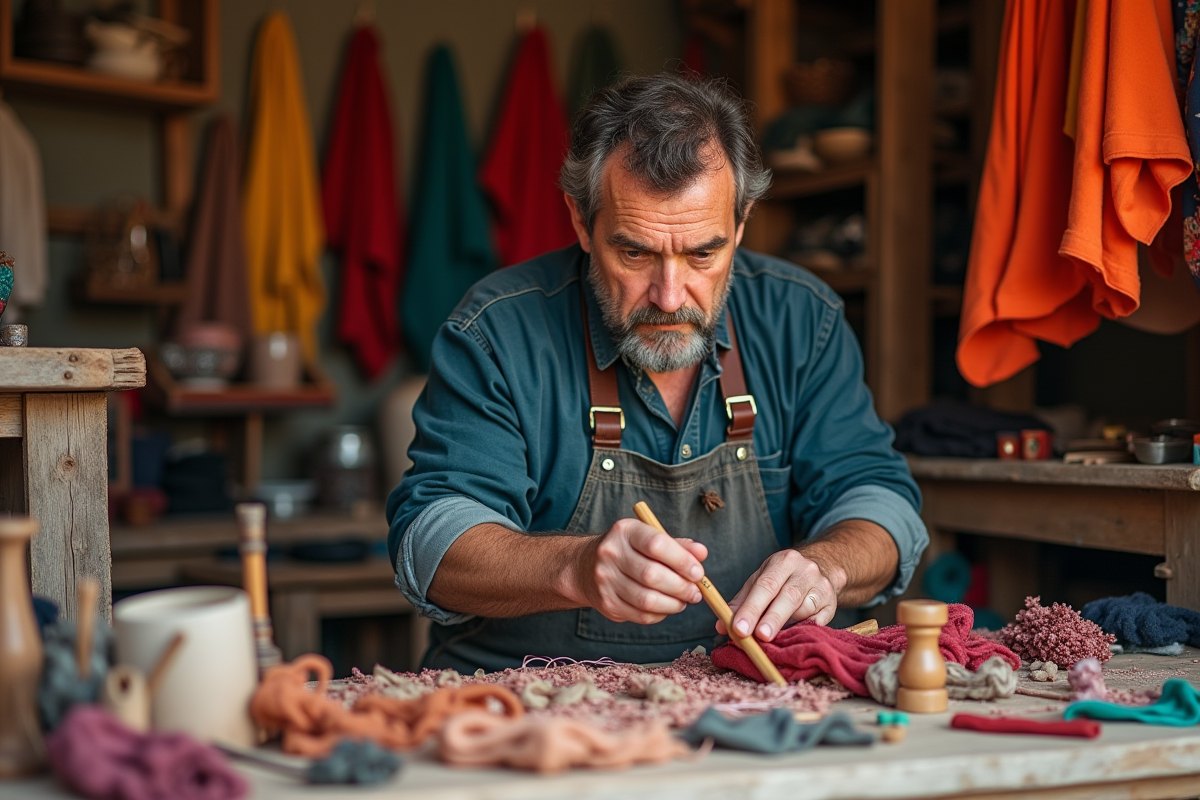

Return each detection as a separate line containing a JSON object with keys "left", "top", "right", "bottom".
{"left": 880, "top": 725, "right": 907, "bottom": 744}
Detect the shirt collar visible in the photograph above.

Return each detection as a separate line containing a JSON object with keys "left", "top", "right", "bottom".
{"left": 581, "top": 253, "right": 733, "bottom": 373}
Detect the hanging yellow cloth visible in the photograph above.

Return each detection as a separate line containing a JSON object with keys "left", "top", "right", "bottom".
{"left": 242, "top": 12, "right": 325, "bottom": 360}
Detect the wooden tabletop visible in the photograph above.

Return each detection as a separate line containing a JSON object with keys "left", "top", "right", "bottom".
{"left": 10, "top": 649, "right": 1200, "bottom": 799}
{"left": 0, "top": 347, "right": 145, "bottom": 391}
{"left": 907, "top": 455, "right": 1200, "bottom": 491}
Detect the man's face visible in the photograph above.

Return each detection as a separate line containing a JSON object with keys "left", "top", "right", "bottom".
{"left": 567, "top": 147, "right": 747, "bottom": 374}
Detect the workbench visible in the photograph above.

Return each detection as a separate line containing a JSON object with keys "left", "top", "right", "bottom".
{"left": 907, "top": 456, "right": 1200, "bottom": 613}
{"left": 11, "top": 649, "right": 1200, "bottom": 799}
{"left": 0, "top": 346, "right": 145, "bottom": 622}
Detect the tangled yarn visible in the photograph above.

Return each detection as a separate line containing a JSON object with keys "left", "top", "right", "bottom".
{"left": 437, "top": 710, "right": 688, "bottom": 773}
{"left": 39, "top": 619, "right": 113, "bottom": 730}
{"left": 1082, "top": 593, "right": 1200, "bottom": 648}
{"left": 865, "top": 653, "right": 1017, "bottom": 706}
{"left": 250, "top": 654, "right": 523, "bottom": 757}
{"left": 712, "top": 604, "right": 1019, "bottom": 694}
{"left": 45, "top": 705, "right": 246, "bottom": 800}
{"left": 997, "top": 597, "right": 1115, "bottom": 668}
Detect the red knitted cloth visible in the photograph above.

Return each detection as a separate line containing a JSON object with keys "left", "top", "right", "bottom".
{"left": 711, "top": 604, "right": 1019, "bottom": 695}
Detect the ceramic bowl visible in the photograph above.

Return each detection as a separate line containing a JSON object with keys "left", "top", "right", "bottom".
{"left": 813, "top": 127, "right": 873, "bottom": 164}
{"left": 160, "top": 343, "right": 240, "bottom": 390}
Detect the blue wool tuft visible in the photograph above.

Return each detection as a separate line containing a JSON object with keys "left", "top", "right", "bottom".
{"left": 307, "top": 740, "right": 401, "bottom": 785}
{"left": 1081, "top": 593, "right": 1200, "bottom": 648}
{"left": 38, "top": 620, "right": 113, "bottom": 730}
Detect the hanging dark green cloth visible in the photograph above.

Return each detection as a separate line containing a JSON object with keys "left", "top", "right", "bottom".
{"left": 679, "top": 708, "right": 874, "bottom": 755}
{"left": 402, "top": 45, "right": 497, "bottom": 371}
{"left": 566, "top": 25, "right": 622, "bottom": 120}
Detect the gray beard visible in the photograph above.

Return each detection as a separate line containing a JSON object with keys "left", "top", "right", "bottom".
{"left": 588, "top": 257, "right": 731, "bottom": 373}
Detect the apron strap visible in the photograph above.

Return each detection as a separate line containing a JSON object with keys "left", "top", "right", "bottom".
{"left": 582, "top": 291, "right": 756, "bottom": 449}
{"left": 719, "top": 312, "right": 756, "bottom": 441}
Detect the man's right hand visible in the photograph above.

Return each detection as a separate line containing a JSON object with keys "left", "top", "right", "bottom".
{"left": 570, "top": 518, "right": 708, "bottom": 624}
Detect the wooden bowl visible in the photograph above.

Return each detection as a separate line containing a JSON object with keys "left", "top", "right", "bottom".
{"left": 813, "top": 127, "right": 872, "bottom": 164}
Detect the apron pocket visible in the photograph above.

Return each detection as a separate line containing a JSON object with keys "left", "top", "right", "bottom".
{"left": 576, "top": 603, "right": 719, "bottom": 646}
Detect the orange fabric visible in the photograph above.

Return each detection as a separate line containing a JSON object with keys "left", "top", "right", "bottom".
{"left": 1057, "top": 0, "right": 1190, "bottom": 318}
{"left": 249, "top": 654, "right": 524, "bottom": 757}
{"left": 958, "top": 0, "right": 1190, "bottom": 388}
{"left": 957, "top": 0, "right": 1079, "bottom": 387}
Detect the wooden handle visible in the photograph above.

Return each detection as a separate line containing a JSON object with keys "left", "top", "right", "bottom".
{"left": 148, "top": 632, "right": 186, "bottom": 696}
{"left": 76, "top": 578, "right": 99, "bottom": 679}
{"left": 632, "top": 501, "right": 787, "bottom": 687}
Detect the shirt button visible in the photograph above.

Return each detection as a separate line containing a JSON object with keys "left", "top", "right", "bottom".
{"left": 736, "top": 446, "right": 747, "bottom": 460}
{"left": 601, "top": 458, "right": 615, "bottom": 471}
{"left": 681, "top": 444, "right": 692, "bottom": 459}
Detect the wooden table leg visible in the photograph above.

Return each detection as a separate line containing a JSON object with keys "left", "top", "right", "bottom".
{"left": 24, "top": 393, "right": 111, "bottom": 622}
{"left": 273, "top": 590, "right": 318, "bottom": 661}
{"left": 1165, "top": 492, "right": 1200, "bottom": 610}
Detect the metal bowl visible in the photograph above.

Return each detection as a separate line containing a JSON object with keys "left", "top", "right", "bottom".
{"left": 1132, "top": 435, "right": 1192, "bottom": 465}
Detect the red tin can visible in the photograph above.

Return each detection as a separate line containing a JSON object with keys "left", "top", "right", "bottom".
{"left": 1020, "top": 429, "right": 1052, "bottom": 460}
{"left": 996, "top": 432, "right": 1020, "bottom": 460}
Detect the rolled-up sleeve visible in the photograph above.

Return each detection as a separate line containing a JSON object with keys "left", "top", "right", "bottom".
{"left": 788, "top": 298, "right": 927, "bottom": 601}
{"left": 386, "top": 315, "right": 537, "bottom": 623}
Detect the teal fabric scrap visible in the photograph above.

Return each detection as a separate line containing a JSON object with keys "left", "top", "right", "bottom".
{"left": 1064, "top": 678, "right": 1200, "bottom": 727}
{"left": 679, "top": 708, "right": 874, "bottom": 755}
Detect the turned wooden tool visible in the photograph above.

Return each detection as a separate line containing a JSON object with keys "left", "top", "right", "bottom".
{"left": 633, "top": 501, "right": 787, "bottom": 687}
{"left": 0, "top": 516, "right": 45, "bottom": 777}
{"left": 896, "top": 599, "right": 949, "bottom": 713}
{"left": 236, "top": 503, "right": 282, "bottom": 675}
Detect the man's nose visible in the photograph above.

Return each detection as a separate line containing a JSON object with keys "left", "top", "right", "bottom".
{"left": 649, "top": 261, "right": 688, "bottom": 313}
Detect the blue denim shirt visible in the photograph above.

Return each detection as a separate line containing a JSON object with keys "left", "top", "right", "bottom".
{"left": 387, "top": 245, "right": 927, "bottom": 624}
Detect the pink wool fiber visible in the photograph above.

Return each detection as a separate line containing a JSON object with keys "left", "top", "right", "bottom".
{"left": 45, "top": 705, "right": 247, "bottom": 800}
{"left": 998, "top": 596, "right": 1115, "bottom": 668}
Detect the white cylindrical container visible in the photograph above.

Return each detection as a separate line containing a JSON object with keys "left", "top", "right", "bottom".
{"left": 113, "top": 586, "right": 258, "bottom": 747}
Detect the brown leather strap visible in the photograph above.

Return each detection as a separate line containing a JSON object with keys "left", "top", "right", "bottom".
{"left": 583, "top": 294, "right": 624, "bottom": 449}
{"left": 719, "top": 312, "right": 756, "bottom": 441}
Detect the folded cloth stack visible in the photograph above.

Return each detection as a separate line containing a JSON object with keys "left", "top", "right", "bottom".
{"left": 712, "top": 604, "right": 1019, "bottom": 693}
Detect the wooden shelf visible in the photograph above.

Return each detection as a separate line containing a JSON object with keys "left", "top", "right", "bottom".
{"left": 0, "top": 0, "right": 219, "bottom": 112}
{"left": 74, "top": 275, "right": 188, "bottom": 306}
{"left": 146, "top": 352, "right": 337, "bottom": 416}
{"left": 0, "top": 56, "right": 216, "bottom": 110}
{"left": 770, "top": 160, "right": 876, "bottom": 200}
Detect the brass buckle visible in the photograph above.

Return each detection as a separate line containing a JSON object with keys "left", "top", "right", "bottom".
{"left": 589, "top": 406, "right": 626, "bottom": 430}
{"left": 725, "top": 394, "right": 758, "bottom": 420}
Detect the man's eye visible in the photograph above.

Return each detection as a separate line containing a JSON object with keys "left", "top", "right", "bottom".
{"left": 624, "top": 250, "right": 643, "bottom": 259}
{"left": 693, "top": 251, "right": 712, "bottom": 260}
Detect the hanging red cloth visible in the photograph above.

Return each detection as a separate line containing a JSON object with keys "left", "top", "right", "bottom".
{"left": 479, "top": 27, "right": 577, "bottom": 267}
{"left": 322, "top": 25, "right": 406, "bottom": 378}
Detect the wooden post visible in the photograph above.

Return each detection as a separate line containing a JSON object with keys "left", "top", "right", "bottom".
{"left": 875, "top": 0, "right": 935, "bottom": 421}
{"left": 24, "top": 393, "right": 112, "bottom": 621}
{"left": 1165, "top": 492, "right": 1200, "bottom": 611}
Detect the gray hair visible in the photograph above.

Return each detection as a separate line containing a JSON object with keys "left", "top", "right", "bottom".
{"left": 560, "top": 73, "right": 771, "bottom": 232}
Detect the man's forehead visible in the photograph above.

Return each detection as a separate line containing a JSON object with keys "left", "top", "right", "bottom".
{"left": 599, "top": 148, "right": 737, "bottom": 235}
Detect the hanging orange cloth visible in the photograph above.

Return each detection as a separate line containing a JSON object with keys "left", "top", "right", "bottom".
{"left": 478, "top": 27, "right": 577, "bottom": 267}
{"left": 957, "top": 0, "right": 1079, "bottom": 387}
{"left": 1056, "top": 0, "right": 1190, "bottom": 316}
{"left": 957, "top": 0, "right": 1191, "bottom": 388}
{"left": 242, "top": 12, "right": 326, "bottom": 361}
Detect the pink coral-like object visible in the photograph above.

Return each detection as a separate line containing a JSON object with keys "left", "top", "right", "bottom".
{"left": 998, "top": 596, "right": 1115, "bottom": 668}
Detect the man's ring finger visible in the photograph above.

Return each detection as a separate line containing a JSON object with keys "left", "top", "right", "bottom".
{"left": 805, "top": 593, "right": 819, "bottom": 609}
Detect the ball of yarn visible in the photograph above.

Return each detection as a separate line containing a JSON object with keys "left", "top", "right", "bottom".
{"left": 38, "top": 620, "right": 112, "bottom": 730}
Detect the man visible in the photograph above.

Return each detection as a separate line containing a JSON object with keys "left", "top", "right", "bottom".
{"left": 388, "top": 73, "right": 927, "bottom": 671}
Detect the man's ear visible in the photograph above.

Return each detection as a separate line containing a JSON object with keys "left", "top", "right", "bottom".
{"left": 564, "top": 192, "right": 592, "bottom": 253}
{"left": 733, "top": 201, "right": 754, "bottom": 248}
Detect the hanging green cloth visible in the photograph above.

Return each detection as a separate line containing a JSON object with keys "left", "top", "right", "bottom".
{"left": 402, "top": 46, "right": 497, "bottom": 372}
{"left": 566, "top": 25, "right": 622, "bottom": 120}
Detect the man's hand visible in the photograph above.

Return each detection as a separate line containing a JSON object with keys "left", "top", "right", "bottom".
{"left": 571, "top": 519, "right": 709, "bottom": 624}
{"left": 715, "top": 549, "right": 844, "bottom": 641}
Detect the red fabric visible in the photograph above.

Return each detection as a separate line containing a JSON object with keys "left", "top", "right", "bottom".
{"left": 479, "top": 28, "right": 576, "bottom": 267}
{"left": 711, "top": 604, "right": 1019, "bottom": 695}
{"left": 951, "top": 713, "right": 1101, "bottom": 739}
{"left": 322, "top": 25, "right": 406, "bottom": 378}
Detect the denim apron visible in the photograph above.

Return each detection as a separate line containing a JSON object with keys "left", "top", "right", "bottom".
{"left": 423, "top": 302, "right": 780, "bottom": 671}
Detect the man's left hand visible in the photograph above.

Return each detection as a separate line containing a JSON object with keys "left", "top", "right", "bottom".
{"left": 715, "top": 549, "right": 844, "bottom": 641}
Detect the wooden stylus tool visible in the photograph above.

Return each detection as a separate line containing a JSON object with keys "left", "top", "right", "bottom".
{"left": 632, "top": 501, "right": 787, "bottom": 686}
